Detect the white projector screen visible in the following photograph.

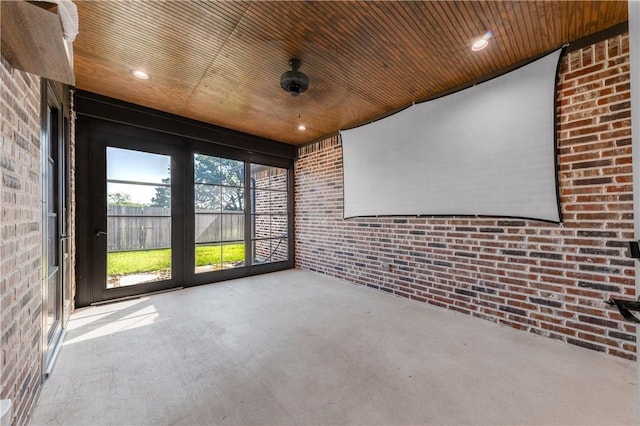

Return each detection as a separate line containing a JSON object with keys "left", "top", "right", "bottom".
{"left": 342, "top": 50, "right": 562, "bottom": 222}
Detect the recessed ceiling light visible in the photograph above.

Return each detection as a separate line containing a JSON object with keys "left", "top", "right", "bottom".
{"left": 471, "top": 39, "right": 489, "bottom": 51}
{"left": 471, "top": 31, "right": 493, "bottom": 52}
{"left": 297, "top": 124, "right": 306, "bottom": 131}
{"left": 131, "top": 69, "right": 151, "bottom": 80}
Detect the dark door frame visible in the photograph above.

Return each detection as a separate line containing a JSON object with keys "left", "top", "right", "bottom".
{"left": 41, "top": 78, "right": 71, "bottom": 375}
{"left": 75, "top": 94, "right": 295, "bottom": 307}
{"left": 86, "top": 125, "right": 187, "bottom": 302}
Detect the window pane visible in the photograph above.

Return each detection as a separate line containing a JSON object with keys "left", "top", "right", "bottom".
{"left": 46, "top": 273, "right": 58, "bottom": 338}
{"left": 47, "top": 107, "right": 58, "bottom": 160}
{"left": 194, "top": 154, "right": 221, "bottom": 184}
{"left": 107, "top": 216, "right": 171, "bottom": 251}
{"left": 269, "top": 168, "right": 288, "bottom": 192}
{"left": 271, "top": 238, "right": 288, "bottom": 262}
{"left": 107, "top": 147, "right": 170, "bottom": 184}
{"left": 270, "top": 191, "right": 287, "bottom": 214}
{"left": 252, "top": 189, "right": 270, "bottom": 214}
{"left": 195, "top": 243, "right": 222, "bottom": 272}
{"left": 271, "top": 215, "right": 288, "bottom": 239}
{"left": 48, "top": 215, "right": 58, "bottom": 269}
{"left": 252, "top": 238, "right": 287, "bottom": 264}
{"left": 251, "top": 164, "right": 287, "bottom": 191}
{"left": 47, "top": 160, "right": 55, "bottom": 212}
{"left": 220, "top": 159, "right": 244, "bottom": 187}
{"left": 195, "top": 214, "right": 221, "bottom": 244}
{"left": 194, "top": 154, "right": 245, "bottom": 274}
{"left": 108, "top": 182, "right": 169, "bottom": 210}
{"left": 250, "top": 164, "right": 270, "bottom": 188}
{"left": 252, "top": 239, "right": 271, "bottom": 264}
{"left": 195, "top": 242, "right": 245, "bottom": 273}
{"left": 221, "top": 187, "right": 244, "bottom": 212}
{"left": 252, "top": 214, "right": 270, "bottom": 239}
{"left": 221, "top": 213, "right": 244, "bottom": 242}
{"left": 195, "top": 184, "right": 221, "bottom": 212}
{"left": 107, "top": 249, "right": 172, "bottom": 288}
{"left": 106, "top": 148, "right": 172, "bottom": 289}
{"left": 222, "top": 241, "right": 245, "bottom": 269}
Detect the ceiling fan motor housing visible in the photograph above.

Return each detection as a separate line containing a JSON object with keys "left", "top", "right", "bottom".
{"left": 281, "top": 58, "right": 309, "bottom": 96}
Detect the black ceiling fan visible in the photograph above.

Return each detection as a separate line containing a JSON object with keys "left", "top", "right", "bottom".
{"left": 280, "top": 58, "right": 309, "bottom": 96}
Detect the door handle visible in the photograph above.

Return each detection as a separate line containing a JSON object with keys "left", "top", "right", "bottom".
{"left": 95, "top": 231, "right": 108, "bottom": 237}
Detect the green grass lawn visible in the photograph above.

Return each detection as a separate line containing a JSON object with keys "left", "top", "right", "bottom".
{"left": 107, "top": 244, "right": 245, "bottom": 276}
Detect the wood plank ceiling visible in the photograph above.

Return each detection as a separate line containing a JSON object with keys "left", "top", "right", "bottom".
{"left": 73, "top": 1, "right": 628, "bottom": 145}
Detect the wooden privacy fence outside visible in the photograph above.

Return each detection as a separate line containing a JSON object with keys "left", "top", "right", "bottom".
{"left": 107, "top": 206, "right": 244, "bottom": 252}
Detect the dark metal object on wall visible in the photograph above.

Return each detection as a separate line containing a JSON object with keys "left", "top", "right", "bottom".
{"left": 627, "top": 240, "right": 640, "bottom": 259}
{"left": 605, "top": 298, "right": 640, "bottom": 324}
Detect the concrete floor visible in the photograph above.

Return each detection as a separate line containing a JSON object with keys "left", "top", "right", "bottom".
{"left": 32, "top": 269, "right": 637, "bottom": 425}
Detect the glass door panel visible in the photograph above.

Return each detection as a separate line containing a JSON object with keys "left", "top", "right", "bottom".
{"left": 194, "top": 154, "right": 245, "bottom": 273}
{"left": 42, "top": 82, "right": 69, "bottom": 374}
{"left": 250, "top": 164, "right": 289, "bottom": 265}
{"left": 44, "top": 107, "right": 60, "bottom": 341}
{"left": 106, "top": 147, "right": 172, "bottom": 288}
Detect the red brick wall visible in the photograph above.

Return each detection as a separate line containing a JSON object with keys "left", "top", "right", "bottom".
{"left": 0, "top": 57, "right": 43, "bottom": 425}
{"left": 295, "top": 34, "right": 636, "bottom": 360}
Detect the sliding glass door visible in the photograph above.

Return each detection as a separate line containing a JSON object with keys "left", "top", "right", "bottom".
{"left": 41, "top": 79, "right": 70, "bottom": 373}
{"left": 250, "top": 164, "right": 289, "bottom": 264}
{"left": 106, "top": 147, "right": 173, "bottom": 288}
{"left": 189, "top": 153, "right": 293, "bottom": 284}
{"left": 85, "top": 132, "right": 184, "bottom": 303}
{"left": 77, "top": 118, "right": 293, "bottom": 305}
{"left": 193, "top": 154, "right": 245, "bottom": 274}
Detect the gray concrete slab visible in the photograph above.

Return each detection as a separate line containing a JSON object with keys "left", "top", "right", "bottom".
{"left": 31, "top": 269, "right": 637, "bottom": 425}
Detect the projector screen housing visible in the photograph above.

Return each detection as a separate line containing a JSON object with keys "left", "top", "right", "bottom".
{"left": 341, "top": 49, "right": 562, "bottom": 223}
